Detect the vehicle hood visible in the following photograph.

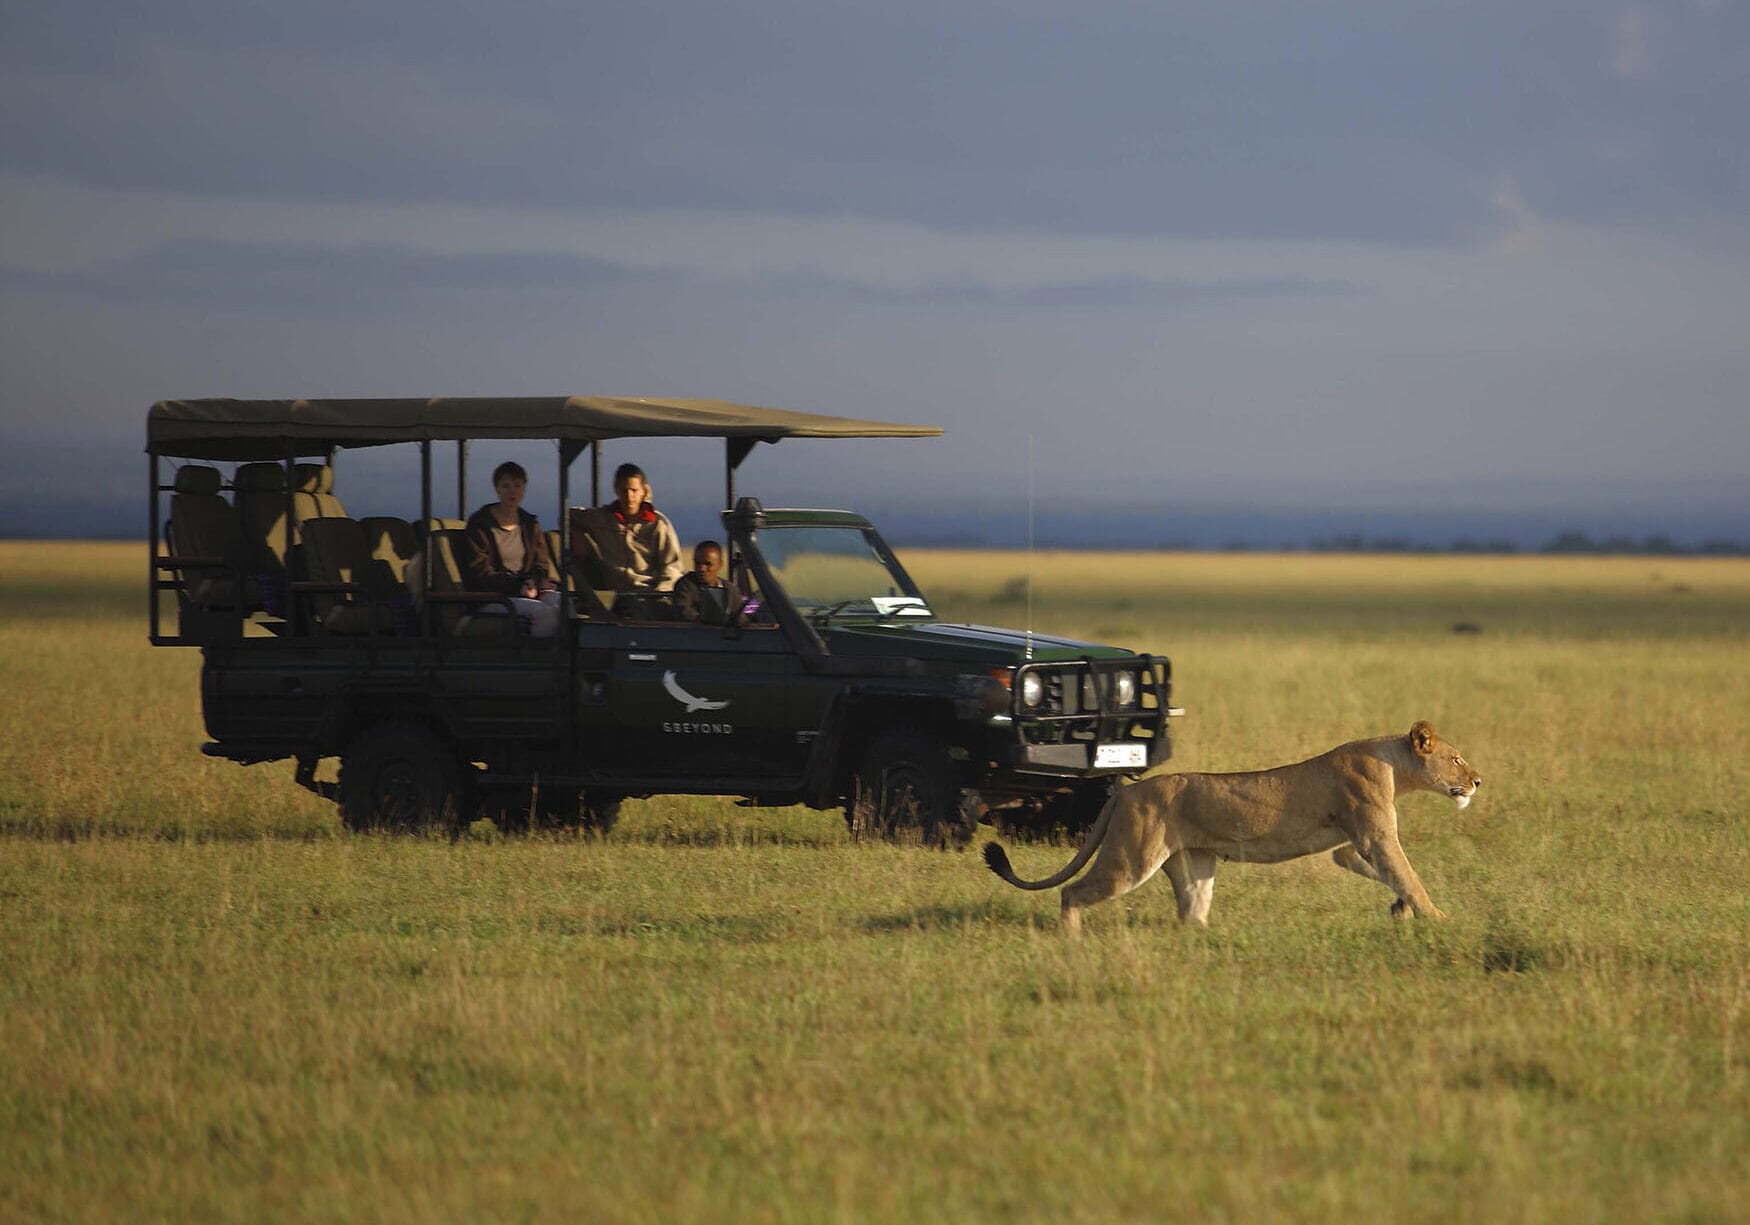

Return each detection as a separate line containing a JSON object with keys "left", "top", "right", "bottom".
{"left": 822, "top": 620, "right": 1136, "bottom": 666}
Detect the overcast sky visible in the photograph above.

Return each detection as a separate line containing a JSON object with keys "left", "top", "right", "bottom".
{"left": 2, "top": 1, "right": 1746, "bottom": 544}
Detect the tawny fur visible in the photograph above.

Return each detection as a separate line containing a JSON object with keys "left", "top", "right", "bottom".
{"left": 984, "top": 722, "right": 1481, "bottom": 934}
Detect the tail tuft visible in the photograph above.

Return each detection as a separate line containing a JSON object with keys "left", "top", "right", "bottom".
{"left": 982, "top": 841, "right": 1011, "bottom": 878}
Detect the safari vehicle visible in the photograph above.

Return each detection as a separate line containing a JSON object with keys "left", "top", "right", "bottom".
{"left": 148, "top": 396, "right": 1180, "bottom": 839}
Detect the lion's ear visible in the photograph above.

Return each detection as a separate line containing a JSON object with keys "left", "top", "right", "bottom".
{"left": 1409, "top": 721, "right": 1437, "bottom": 755}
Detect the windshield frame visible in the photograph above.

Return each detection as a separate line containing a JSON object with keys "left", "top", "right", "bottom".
{"left": 745, "top": 521, "right": 935, "bottom": 624}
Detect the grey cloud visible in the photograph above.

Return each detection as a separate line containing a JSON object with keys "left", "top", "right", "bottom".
{"left": 3, "top": 1, "right": 1746, "bottom": 243}
{"left": 0, "top": 240, "right": 672, "bottom": 310}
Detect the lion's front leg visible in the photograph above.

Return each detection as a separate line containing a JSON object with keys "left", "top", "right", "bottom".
{"left": 1344, "top": 821, "right": 1446, "bottom": 920}
{"left": 1162, "top": 849, "right": 1218, "bottom": 926}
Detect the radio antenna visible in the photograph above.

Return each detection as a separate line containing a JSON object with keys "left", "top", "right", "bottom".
{"left": 1025, "top": 433, "right": 1035, "bottom": 662}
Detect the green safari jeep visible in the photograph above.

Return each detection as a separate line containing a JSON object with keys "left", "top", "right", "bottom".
{"left": 148, "top": 396, "right": 1181, "bottom": 840}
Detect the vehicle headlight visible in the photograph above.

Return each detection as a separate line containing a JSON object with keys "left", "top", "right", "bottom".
{"left": 1019, "top": 672, "right": 1045, "bottom": 710}
{"left": 1113, "top": 671, "right": 1137, "bottom": 707}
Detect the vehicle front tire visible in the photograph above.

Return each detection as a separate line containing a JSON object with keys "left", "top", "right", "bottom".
{"left": 338, "top": 721, "right": 465, "bottom": 834}
{"left": 847, "top": 731, "right": 970, "bottom": 847}
{"left": 993, "top": 778, "right": 1114, "bottom": 843}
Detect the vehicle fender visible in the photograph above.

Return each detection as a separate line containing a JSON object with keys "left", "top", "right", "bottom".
{"left": 325, "top": 691, "right": 454, "bottom": 759}
{"left": 799, "top": 688, "right": 960, "bottom": 808}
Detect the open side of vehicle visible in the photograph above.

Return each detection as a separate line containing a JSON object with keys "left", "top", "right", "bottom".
{"left": 148, "top": 396, "right": 1181, "bottom": 838}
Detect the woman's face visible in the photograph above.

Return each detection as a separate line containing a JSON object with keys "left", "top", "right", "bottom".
{"left": 618, "top": 475, "right": 648, "bottom": 515}
{"left": 495, "top": 475, "right": 526, "bottom": 509}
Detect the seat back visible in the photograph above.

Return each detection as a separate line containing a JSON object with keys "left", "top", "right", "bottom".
{"left": 166, "top": 465, "right": 245, "bottom": 609}
{"left": 397, "top": 520, "right": 516, "bottom": 636}
{"left": 292, "top": 463, "right": 347, "bottom": 523}
{"left": 360, "top": 516, "right": 417, "bottom": 586}
{"left": 233, "top": 462, "right": 290, "bottom": 573}
{"left": 300, "top": 517, "right": 399, "bottom": 634}
{"left": 167, "top": 464, "right": 236, "bottom": 560}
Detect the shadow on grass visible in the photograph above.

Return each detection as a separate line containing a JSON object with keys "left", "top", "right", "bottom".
{"left": 0, "top": 819, "right": 340, "bottom": 844}
{"left": 610, "top": 825, "right": 844, "bottom": 848}
{"left": 1480, "top": 924, "right": 1557, "bottom": 974}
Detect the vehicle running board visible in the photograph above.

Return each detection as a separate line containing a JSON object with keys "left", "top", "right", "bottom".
{"left": 476, "top": 772, "right": 806, "bottom": 798}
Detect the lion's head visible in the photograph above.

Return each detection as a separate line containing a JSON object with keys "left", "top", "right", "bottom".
{"left": 1407, "top": 721, "right": 1482, "bottom": 808}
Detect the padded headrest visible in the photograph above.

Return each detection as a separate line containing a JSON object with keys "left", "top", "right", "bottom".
{"left": 233, "top": 462, "right": 286, "bottom": 492}
{"left": 292, "top": 463, "right": 334, "bottom": 494}
{"left": 174, "top": 465, "right": 223, "bottom": 496}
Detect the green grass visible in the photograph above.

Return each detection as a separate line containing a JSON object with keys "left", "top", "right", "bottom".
{"left": 2, "top": 542, "right": 1748, "bottom": 1222}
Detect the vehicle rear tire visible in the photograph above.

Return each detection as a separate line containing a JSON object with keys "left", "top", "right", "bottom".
{"left": 847, "top": 731, "right": 970, "bottom": 847}
{"left": 338, "top": 721, "right": 465, "bottom": 833}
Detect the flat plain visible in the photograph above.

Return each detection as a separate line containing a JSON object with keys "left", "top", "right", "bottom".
{"left": 2, "top": 541, "right": 1747, "bottom": 1223}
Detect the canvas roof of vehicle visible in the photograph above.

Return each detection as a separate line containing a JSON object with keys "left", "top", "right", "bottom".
{"left": 147, "top": 396, "right": 942, "bottom": 460}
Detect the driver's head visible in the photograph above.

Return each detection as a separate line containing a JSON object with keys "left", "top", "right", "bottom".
{"left": 692, "top": 540, "right": 723, "bottom": 582}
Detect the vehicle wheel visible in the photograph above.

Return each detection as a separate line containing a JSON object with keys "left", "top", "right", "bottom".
{"left": 338, "top": 721, "right": 465, "bottom": 833}
{"left": 847, "top": 731, "right": 968, "bottom": 847}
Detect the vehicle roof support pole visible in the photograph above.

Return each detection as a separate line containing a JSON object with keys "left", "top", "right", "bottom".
{"left": 457, "top": 440, "right": 468, "bottom": 520}
{"left": 283, "top": 442, "right": 297, "bottom": 634}
{"left": 557, "top": 441, "right": 573, "bottom": 625}
{"left": 557, "top": 438, "right": 586, "bottom": 563}
{"left": 590, "top": 441, "right": 600, "bottom": 508}
{"left": 420, "top": 440, "right": 433, "bottom": 637}
{"left": 148, "top": 449, "right": 160, "bottom": 641}
{"left": 726, "top": 437, "right": 758, "bottom": 510}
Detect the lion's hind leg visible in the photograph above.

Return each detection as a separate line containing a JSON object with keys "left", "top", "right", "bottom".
{"left": 1332, "top": 843, "right": 1384, "bottom": 883}
{"left": 1162, "top": 849, "right": 1218, "bottom": 926}
{"left": 1058, "top": 837, "right": 1168, "bottom": 935}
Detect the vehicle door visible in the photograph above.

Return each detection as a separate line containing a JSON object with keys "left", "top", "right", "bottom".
{"left": 579, "top": 613, "right": 810, "bottom": 785}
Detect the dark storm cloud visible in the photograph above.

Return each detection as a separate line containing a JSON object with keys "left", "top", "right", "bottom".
{"left": 4, "top": 1, "right": 1746, "bottom": 243}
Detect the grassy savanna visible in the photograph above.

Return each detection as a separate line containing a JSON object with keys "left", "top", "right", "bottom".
{"left": 2, "top": 541, "right": 1747, "bottom": 1223}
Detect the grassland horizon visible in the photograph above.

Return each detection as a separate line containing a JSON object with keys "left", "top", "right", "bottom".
{"left": 2, "top": 541, "right": 1746, "bottom": 1223}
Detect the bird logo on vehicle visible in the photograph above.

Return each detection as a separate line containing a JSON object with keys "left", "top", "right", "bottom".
{"left": 663, "top": 670, "right": 731, "bottom": 713}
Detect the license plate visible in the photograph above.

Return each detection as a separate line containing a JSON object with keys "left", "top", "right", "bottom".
{"left": 1094, "top": 743, "right": 1147, "bottom": 769}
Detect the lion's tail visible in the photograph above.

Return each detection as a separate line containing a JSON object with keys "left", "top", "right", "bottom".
{"left": 982, "top": 787, "right": 1120, "bottom": 891}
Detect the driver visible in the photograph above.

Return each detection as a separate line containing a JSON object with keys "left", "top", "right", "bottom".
{"left": 673, "top": 540, "right": 745, "bottom": 625}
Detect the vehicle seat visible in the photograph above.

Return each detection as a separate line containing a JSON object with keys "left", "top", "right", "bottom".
{"left": 360, "top": 516, "right": 417, "bottom": 586}
{"left": 408, "top": 526, "right": 515, "bottom": 637}
{"left": 298, "top": 517, "right": 399, "bottom": 635}
{"left": 232, "top": 461, "right": 289, "bottom": 572}
{"left": 292, "top": 463, "right": 347, "bottom": 522}
{"left": 165, "top": 464, "right": 253, "bottom": 609}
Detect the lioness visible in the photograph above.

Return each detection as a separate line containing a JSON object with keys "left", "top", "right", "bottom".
{"left": 984, "top": 721, "right": 1481, "bottom": 933}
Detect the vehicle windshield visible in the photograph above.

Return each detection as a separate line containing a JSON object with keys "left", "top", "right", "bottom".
{"left": 755, "top": 525, "right": 933, "bottom": 621}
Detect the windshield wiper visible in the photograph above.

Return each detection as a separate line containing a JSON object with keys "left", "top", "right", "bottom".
{"left": 807, "top": 598, "right": 877, "bottom": 622}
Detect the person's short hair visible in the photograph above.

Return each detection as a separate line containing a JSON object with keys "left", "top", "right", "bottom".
{"left": 492, "top": 461, "right": 527, "bottom": 486}
{"left": 694, "top": 539, "right": 723, "bottom": 561}
{"left": 613, "top": 462, "right": 647, "bottom": 489}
